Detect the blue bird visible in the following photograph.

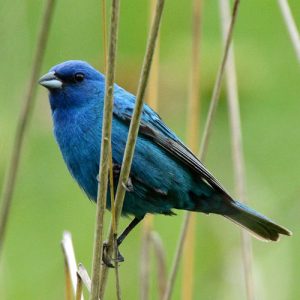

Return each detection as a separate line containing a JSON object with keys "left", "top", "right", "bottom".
{"left": 39, "top": 60, "right": 291, "bottom": 263}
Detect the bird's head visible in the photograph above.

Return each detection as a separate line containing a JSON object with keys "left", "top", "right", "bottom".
{"left": 39, "top": 60, "right": 105, "bottom": 110}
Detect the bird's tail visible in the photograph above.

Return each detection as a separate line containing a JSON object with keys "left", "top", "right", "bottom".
{"left": 223, "top": 200, "right": 292, "bottom": 241}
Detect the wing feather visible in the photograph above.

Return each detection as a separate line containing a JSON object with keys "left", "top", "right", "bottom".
{"left": 113, "top": 96, "right": 231, "bottom": 199}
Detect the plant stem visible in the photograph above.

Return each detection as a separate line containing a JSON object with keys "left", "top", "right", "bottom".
{"left": 219, "top": 0, "right": 255, "bottom": 299}
{"left": 89, "top": 0, "right": 120, "bottom": 299}
{"left": 0, "top": 0, "right": 56, "bottom": 257}
{"left": 61, "top": 231, "right": 81, "bottom": 298}
{"left": 150, "top": 231, "right": 167, "bottom": 300}
{"left": 163, "top": 1, "right": 241, "bottom": 300}
{"left": 182, "top": 0, "right": 202, "bottom": 299}
{"left": 76, "top": 273, "right": 83, "bottom": 300}
{"left": 99, "top": 1, "right": 165, "bottom": 298}
{"left": 77, "top": 264, "right": 91, "bottom": 293}
{"left": 278, "top": 0, "right": 300, "bottom": 63}
{"left": 140, "top": 1, "right": 161, "bottom": 299}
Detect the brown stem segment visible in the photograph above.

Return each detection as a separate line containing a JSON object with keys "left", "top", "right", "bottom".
{"left": 89, "top": 0, "right": 121, "bottom": 299}
{"left": 0, "top": 0, "right": 56, "bottom": 257}
{"left": 99, "top": 1, "right": 166, "bottom": 298}
{"left": 163, "top": 1, "right": 241, "bottom": 300}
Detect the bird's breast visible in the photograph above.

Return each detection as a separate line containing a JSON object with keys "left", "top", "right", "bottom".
{"left": 52, "top": 107, "right": 101, "bottom": 199}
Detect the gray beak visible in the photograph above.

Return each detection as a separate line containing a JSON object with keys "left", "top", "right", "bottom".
{"left": 39, "top": 71, "right": 62, "bottom": 89}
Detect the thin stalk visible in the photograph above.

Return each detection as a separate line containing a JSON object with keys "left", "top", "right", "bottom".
{"left": 77, "top": 264, "right": 91, "bottom": 293}
{"left": 76, "top": 273, "right": 83, "bottom": 300}
{"left": 114, "top": 240, "right": 122, "bottom": 300}
{"left": 89, "top": 0, "right": 121, "bottom": 299}
{"left": 101, "top": 0, "right": 120, "bottom": 295}
{"left": 162, "top": 213, "right": 191, "bottom": 300}
{"left": 140, "top": 222, "right": 152, "bottom": 300}
{"left": 219, "top": 0, "right": 255, "bottom": 299}
{"left": 278, "top": 0, "right": 300, "bottom": 63}
{"left": 99, "top": 1, "right": 165, "bottom": 297}
{"left": 140, "top": 1, "right": 161, "bottom": 299}
{"left": 61, "top": 232, "right": 83, "bottom": 300}
{"left": 182, "top": 0, "right": 202, "bottom": 299}
{"left": 64, "top": 259, "right": 73, "bottom": 300}
{"left": 146, "top": 0, "right": 160, "bottom": 110}
{"left": 102, "top": 0, "right": 108, "bottom": 70}
{"left": 150, "top": 231, "right": 167, "bottom": 300}
{"left": 101, "top": 0, "right": 117, "bottom": 235}
{"left": 198, "top": 0, "right": 240, "bottom": 160}
{"left": 163, "top": 1, "right": 241, "bottom": 300}
{"left": 0, "top": 0, "right": 56, "bottom": 257}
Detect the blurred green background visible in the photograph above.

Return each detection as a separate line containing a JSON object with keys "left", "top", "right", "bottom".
{"left": 0, "top": 0, "right": 299, "bottom": 299}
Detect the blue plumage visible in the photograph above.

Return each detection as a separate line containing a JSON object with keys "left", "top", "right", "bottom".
{"left": 39, "top": 60, "right": 291, "bottom": 242}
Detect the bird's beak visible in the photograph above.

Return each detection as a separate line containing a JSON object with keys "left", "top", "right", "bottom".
{"left": 38, "top": 71, "right": 62, "bottom": 89}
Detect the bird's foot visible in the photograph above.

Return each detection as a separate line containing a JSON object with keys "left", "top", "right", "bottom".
{"left": 102, "top": 241, "right": 125, "bottom": 268}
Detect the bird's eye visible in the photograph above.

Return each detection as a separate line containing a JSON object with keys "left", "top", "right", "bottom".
{"left": 74, "top": 72, "right": 85, "bottom": 82}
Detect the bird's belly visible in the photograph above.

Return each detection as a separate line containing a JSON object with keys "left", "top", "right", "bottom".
{"left": 53, "top": 117, "right": 100, "bottom": 199}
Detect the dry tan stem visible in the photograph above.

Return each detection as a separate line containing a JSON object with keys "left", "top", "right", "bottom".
{"left": 162, "top": 213, "right": 191, "bottom": 300}
{"left": 61, "top": 232, "right": 83, "bottom": 300}
{"left": 140, "top": 223, "right": 152, "bottom": 300}
{"left": 99, "top": 1, "right": 165, "bottom": 298}
{"left": 163, "top": 1, "right": 241, "bottom": 300}
{"left": 102, "top": 0, "right": 108, "bottom": 70}
{"left": 219, "top": 0, "right": 255, "bottom": 299}
{"left": 101, "top": 0, "right": 120, "bottom": 296}
{"left": 140, "top": 1, "right": 161, "bottom": 298}
{"left": 77, "top": 263, "right": 91, "bottom": 293}
{"left": 278, "top": 0, "right": 300, "bottom": 63}
{"left": 89, "top": 0, "right": 121, "bottom": 299}
{"left": 150, "top": 231, "right": 167, "bottom": 300}
{"left": 182, "top": 0, "right": 202, "bottom": 299}
{"left": 64, "top": 261, "right": 73, "bottom": 300}
{"left": 0, "top": 0, "right": 56, "bottom": 257}
{"left": 76, "top": 273, "right": 83, "bottom": 300}
{"left": 198, "top": 0, "right": 240, "bottom": 160}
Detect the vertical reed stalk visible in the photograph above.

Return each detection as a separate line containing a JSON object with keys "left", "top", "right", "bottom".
{"left": 163, "top": 2, "right": 241, "bottom": 300}
{"left": 182, "top": 0, "right": 202, "bottom": 299}
{"left": 76, "top": 273, "right": 83, "bottom": 300}
{"left": 99, "top": 1, "right": 165, "bottom": 297}
{"left": 140, "top": 218, "right": 152, "bottom": 300}
{"left": 140, "top": 1, "right": 161, "bottom": 299}
{"left": 77, "top": 264, "right": 91, "bottom": 293}
{"left": 150, "top": 231, "right": 167, "bottom": 299}
{"left": 278, "top": 0, "right": 300, "bottom": 63}
{"left": 0, "top": 0, "right": 56, "bottom": 257}
{"left": 61, "top": 232, "right": 83, "bottom": 300}
{"left": 101, "top": 0, "right": 121, "bottom": 296}
{"left": 64, "top": 262, "right": 73, "bottom": 300}
{"left": 89, "top": 0, "right": 120, "bottom": 299}
{"left": 219, "top": 0, "right": 255, "bottom": 299}
{"left": 102, "top": 0, "right": 108, "bottom": 69}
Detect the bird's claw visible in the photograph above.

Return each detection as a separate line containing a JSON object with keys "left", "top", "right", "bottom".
{"left": 102, "top": 242, "right": 125, "bottom": 268}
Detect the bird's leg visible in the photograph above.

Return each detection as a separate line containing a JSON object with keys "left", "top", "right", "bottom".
{"left": 117, "top": 216, "right": 144, "bottom": 246}
{"left": 102, "top": 216, "right": 144, "bottom": 268}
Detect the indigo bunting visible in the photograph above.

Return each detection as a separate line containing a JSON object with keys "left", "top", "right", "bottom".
{"left": 39, "top": 60, "right": 291, "bottom": 262}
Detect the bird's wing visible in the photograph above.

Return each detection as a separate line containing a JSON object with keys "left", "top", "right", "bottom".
{"left": 113, "top": 89, "right": 231, "bottom": 198}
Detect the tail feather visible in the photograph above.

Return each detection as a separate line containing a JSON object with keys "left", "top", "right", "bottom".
{"left": 224, "top": 200, "right": 292, "bottom": 241}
